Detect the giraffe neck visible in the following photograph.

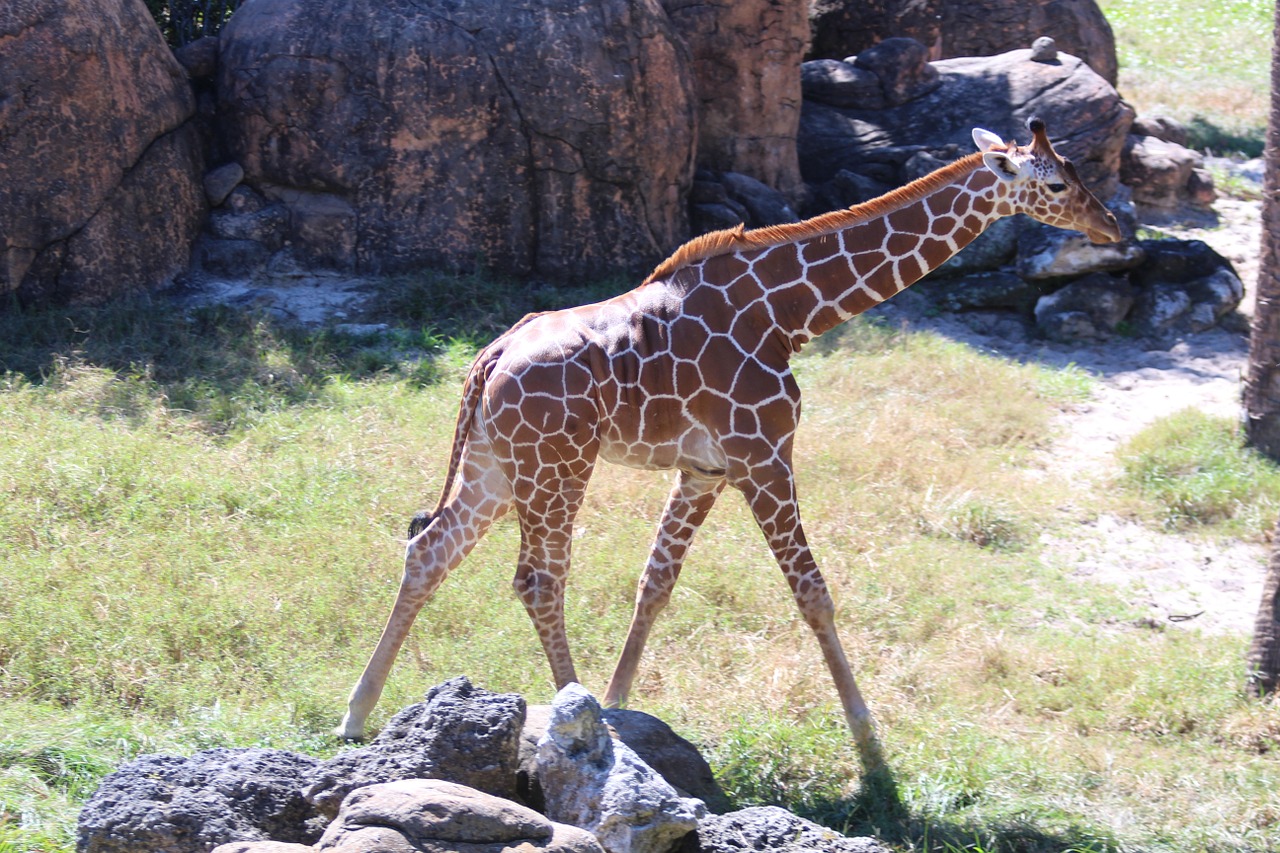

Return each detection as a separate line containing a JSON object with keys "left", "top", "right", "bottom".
{"left": 752, "top": 162, "right": 1010, "bottom": 350}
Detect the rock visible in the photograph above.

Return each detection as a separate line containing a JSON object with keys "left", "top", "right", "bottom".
{"left": 1121, "top": 135, "right": 1215, "bottom": 211}
{"left": 1128, "top": 239, "right": 1244, "bottom": 334}
{"left": 798, "top": 48, "right": 1132, "bottom": 196}
{"left": 661, "top": 0, "right": 807, "bottom": 198}
{"left": 808, "top": 0, "right": 1117, "bottom": 86}
{"left": 213, "top": 844, "right": 316, "bottom": 853}
{"left": 1132, "top": 115, "right": 1188, "bottom": 147}
{"left": 305, "top": 676, "right": 525, "bottom": 820}
{"left": 800, "top": 60, "right": 885, "bottom": 110}
{"left": 535, "top": 684, "right": 704, "bottom": 853}
{"left": 851, "top": 38, "right": 942, "bottom": 107}
{"left": 208, "top": 206, "right": 288, "bottom": 248}
{"left": 810, "top": 169, "right": 895, "bottom": 211}
{"left": 718, "top": 172, "right": 799, "bottom": 227}
{"left": 1, "top": 0, "right": 205, "bottom": 305}
{"left": 205, "top": 163, "right": 246, "bottom": 207}
{"left": 316, "top": 779, "right": 603, "bottom": 853}
{"left": 1130, "top": 239, "right": 1235, "bottom": 288}
{"left": 1017, "top": 222, "right": 1145, "bottom": 281}
{"left": 194, "top": 235, "right": 272, "bottom": 277}
{"left": 77, "top": 748, "right": 324, "bottom": 853}
{"left": 681, "top": 806, "right": 889, "bottom": 853}
{"left": 1033, "top": 272, "right": 1135, "bottom": 341}
{"left": 217, "top": 0, "right": 695, "bottom": 283}
{"left": 175, "top": 35, "right": 220, "bottom": 80}
{"left": 1030, "top": 36, "right": 1059, "bottom": 62}
{"left": 919, "top": 270, "right": 1042, "bottom": 313}
{"left": 1130, "top": 285, "right": 1194, "bottom": 336}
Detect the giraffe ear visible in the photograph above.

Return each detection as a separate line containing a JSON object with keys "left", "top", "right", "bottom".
{"left": 982, "top": 151, "right": 1025, "bottom": 182}
{"left": 972, "top": 127, "right": 1005, "bottom": 152}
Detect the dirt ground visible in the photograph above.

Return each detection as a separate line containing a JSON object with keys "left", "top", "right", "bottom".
{"left": 876, "top": 194, "right": 1268, "bottom": 637}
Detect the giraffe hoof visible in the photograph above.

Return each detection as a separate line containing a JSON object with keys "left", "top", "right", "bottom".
{"left": 407, "top": 510, "right": 435, "bottom": 539}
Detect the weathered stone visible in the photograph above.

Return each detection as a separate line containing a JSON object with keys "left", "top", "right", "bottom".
{"left": 208, "top": 206, "right": 288, "bottom": 248}
{"left": 193, "top": 235, "right": 272, "bottom": 277}
{"left": 1033, "top": 272, "right": 1134, "bottom": 341}
{"left": 811, "top": 169, "right": 894, "bottom": 211}
{"left": 1130, "top": 239, "right": 1235, "bottom": 288}
{"left": 1121, "top": 135, "right": 1214, "bottom": 210}
{"left": 205, "top": 162, "right": 246, "bottom": 207}
{"left": 175, "top": 35, "right": 220, "bottom": 80}
{"left": 315, "top": 779, "right": 602, "bottom": 853}
{"left": 851, "top": 38, "right": 942, "bottom": 107}
{"left": 77, "top": 748, "right": 324, "bottom": 853}
{"left": 218, "top": 0, "right": 696, "bottom": 283}
{"left": 1, "top": 0, "right": 205, "bottom": 305}
{"left": 601, "top": 709, "right": 731, "bottom": 815}
{"left": 800, "top": 60, "right": 885, "bottom": 110}
{"left": 919, "top": 270, "right": 1041, "bottom": 313}
{"left": 535, "top": 684, "right": 703, "bottom": 853}
{"left": 213, "top": 844, "right": 316, "bottom": 853}
{"left": 681, "top": 806, "right": 889, "bottom": 853}
{"left": 692, "top": 204, "right": 748, "bottom": 233}
{"left": 799, "top": 48, "right": 1132, "bottom": 196}
{"left": 305, "top": 677, "right": 525, "bottom": 820}
{"left": 661, "top": 0, "right": 807, "bottom": 198}
{"left": 1130, "top": 285, "right": 1194, "bottom": 336}
{"left": 1126, "top": 241, "right": 1243, "bottom": 334}
{"left": 1017, "top": 222, "right": 1145, "bottom": 281}
{"left": 718, "top": 172, "right": 799, "bottom": 227}
{"left": 1030, "top": 36, "right": 1058, "bottom": 62}
{"left": 1132, "top": 115, "right": 1188, "bottom": 147}
{"left": 808, "top": 0, "right": 1117, "bottom": 86}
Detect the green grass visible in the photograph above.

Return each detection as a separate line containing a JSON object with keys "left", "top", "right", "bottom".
{"left": 1, "top": 290, "right": 1278, "bottom": 852}
{"left": 1099, "top": 0, "right": 1271, "bottom": 156}
{"left": 1117, "top": 407, "right": 1280, "bottom": 533}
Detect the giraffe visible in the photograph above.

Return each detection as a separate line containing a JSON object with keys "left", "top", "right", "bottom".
{"left": 338, "top": 118, "right": 1122, "bottom": 772}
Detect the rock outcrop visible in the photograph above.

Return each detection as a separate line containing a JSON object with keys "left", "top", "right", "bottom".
{"left": 808, "top": 0, "right": 1118, "bottom": 86}
{"left": 0, "top": 0, "right": 205, "bottom": 305}
{"left": 216, "top": 0, "right": 696, "bottom": 284}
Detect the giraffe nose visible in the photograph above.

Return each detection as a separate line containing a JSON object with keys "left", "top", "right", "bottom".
{"left": 1087, "top": 211, "right": 1122, "bottom": 244}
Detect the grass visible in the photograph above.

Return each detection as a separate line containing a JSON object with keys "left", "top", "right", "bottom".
{"left": 1099, "top": 0, "right": 1271, "bottom": 156}
{"left": 1, "top": 287, "right": 1278, "bottom": 852}
{"left": 1117, "top": 408, "right": 1280, "bottom": 534}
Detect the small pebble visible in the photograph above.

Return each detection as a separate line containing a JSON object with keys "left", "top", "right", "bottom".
{"left": 1031, "top": 36, "right": 1058, "bottom": 62}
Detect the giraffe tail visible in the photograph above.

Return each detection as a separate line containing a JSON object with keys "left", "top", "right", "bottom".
{"left": 407, "top": 346, "right": 493, "bottom": 539}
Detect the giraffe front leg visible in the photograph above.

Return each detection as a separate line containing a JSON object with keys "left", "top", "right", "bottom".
{"left": 604, "top": 471, "right": 725, "bottom": 708}
{"left": 738, "top": 468, "right": 885, "bottom": 774}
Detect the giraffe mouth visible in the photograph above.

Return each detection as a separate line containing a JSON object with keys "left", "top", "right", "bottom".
{"left": 1085, "top": 214, "right": 1123, "bottom": 245}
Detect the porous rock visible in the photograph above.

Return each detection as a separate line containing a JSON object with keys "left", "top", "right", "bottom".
{"left": 305, "top": 676, "right": 525, "bottom": 820}
{"left": 1127, "top": 240, "right": 1244, "bottom": 335}
{"left": 315, "top": 779, "right": 603, "bottom": 853}
{"left": 76, "top": 748, "right": 324, "bottom": 853}
{"left": 217, "top": 0, "right": 695, "bottom": 284}
{"left": 680, "top": 805, "right": 890, "bottom": 853}
{"left": 1016, "top": 222, "right": 1145, "bottom": 281}
{"left": 535, "top": 684, "right": 704, "bottom": 853}
{"left": 1, "top": 0, "right": 205, "bottom": 305}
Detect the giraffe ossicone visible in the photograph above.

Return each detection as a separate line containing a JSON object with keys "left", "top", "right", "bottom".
{"left": 338, "top": 117, "right": 1121, "bottom": 774}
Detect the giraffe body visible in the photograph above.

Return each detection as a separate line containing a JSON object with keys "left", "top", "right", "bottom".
{"left": 339, "top": 120, "right": 1121, "bottom": 771}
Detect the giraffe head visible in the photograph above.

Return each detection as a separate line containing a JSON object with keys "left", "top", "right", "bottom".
{"left": 972, "top": 117, "right": 1122, "bottom": 244}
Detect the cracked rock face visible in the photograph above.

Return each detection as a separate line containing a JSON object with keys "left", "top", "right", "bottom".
{"left": 216, "top": 0, "right": 696, "bottom": 284}
{"left": 0, "top": 0, "right": 206, "bottom": 304}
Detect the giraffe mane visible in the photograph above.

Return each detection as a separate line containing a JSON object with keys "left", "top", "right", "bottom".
{"left": 645, "top": 151, "right": 989, "bottom": 285}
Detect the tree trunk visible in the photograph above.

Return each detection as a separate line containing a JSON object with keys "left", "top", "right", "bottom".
{"left": 1246, "top": 0, "right": 1280, "bottom": 696}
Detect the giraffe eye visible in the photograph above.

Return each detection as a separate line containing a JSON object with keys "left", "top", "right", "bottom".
{"left": 1046, "top": 182, "right": 1068, "bottom": 193}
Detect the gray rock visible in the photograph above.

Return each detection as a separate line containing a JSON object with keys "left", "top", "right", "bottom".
{"left": 814, "top": 169, "right": 894, "bottom": 210}
{"left": 681, "top": 806, "right": 889, "bottom": 853}
{"left": 851, "top": 37, "right": 941, "bottom": 106}
{"left": 204, "top": 163, "right": 246, "bottom": 207}
{"left": 1120, "top": 135, "right": 1214, "bottom": 211}
{"left": 174, "top": 35, "right": 220, "bottom": 80}
{"left": 920, "top": 270, "right": 1041, "bottom": 313}
{"left": 535, "top": 684, "right": 704, "bottom": 853}
{"left": 305, "top": 676, "right": 526, "bottom": 820}
{"left": 799, "top": 47, "right": 1131, "bottom": 195}
{"left": 213, "top": 844, "right": 316, "bottom": 853}
{"left": 194, "top": 236, "right": 272, "bottom": 277}
{"left": 208, "top": 206, "right": 288, "bottom": 248}
{"left": 1033, "top": 272, "right": 1134, "bottom": 341}
{"left": 315, "top": 779, "right": 603, "bottom": 853}
{"left": 800, "top": 59, "right": 885, "bottom": 109}
{"left": 719, "top": 172, "right": 799, "bottom": 226}
{"left": 1030, "top": 36, "right": 1058, "bottom": 62}
{"left": 76, "top": 748, "right": 324, "bottom": 853}
{"left": 1017, "top": 222, "right": 1145, "bottom": 281}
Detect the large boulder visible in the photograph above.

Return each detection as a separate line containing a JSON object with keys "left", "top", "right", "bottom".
{"left": 216, "top": 0, "right": 696, "bottom": 284}
{"left": 76, "top": 748, "right": 324, "bottom": 853}
{"left": 0, "top": 0, "right": 205, "bottom": 305}
{"left": 681, "top": 806, "right": 889, "bottom": 853}
{"left": 808, "top": 0, "right": 1117, "bottom": 86}
{"left": 661, "top": 0, "right": 808, "bottom": 199}
{"left": 799, "top": 44, "right": 1132, "bottom": 199}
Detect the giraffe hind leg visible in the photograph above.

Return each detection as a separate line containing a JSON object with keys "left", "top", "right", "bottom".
{"left": 338, "top": 455, "right": 511, "bottom": 739}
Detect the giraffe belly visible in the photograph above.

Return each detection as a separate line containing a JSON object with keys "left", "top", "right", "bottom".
{"left": 598, "top": 422, "right": 726, "bottom": 478}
